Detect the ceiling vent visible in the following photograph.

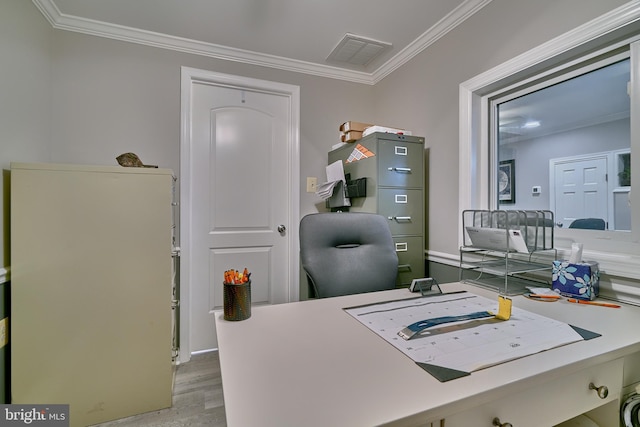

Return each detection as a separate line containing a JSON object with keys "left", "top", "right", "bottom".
{"left": 327, "top": 33, "right": 392, "bottom": 66}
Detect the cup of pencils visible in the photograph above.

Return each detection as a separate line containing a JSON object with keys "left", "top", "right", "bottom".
{"left": 223, "top": 268, "right": 252, "bottom": 321}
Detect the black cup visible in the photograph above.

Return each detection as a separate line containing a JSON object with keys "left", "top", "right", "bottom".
{"left": 223, "top": 280, "right": 251, "bottom": 321}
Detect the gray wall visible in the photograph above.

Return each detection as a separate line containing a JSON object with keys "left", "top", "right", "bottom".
{"left": 372, "top": 0, "right": 628, "bottom": 257}
{"left": 47, "top": 30, "right": 376, "bottom": 220}
{"left": 0, "top": 0, "right": 53, "bottom": 267}
{"left": 502, "top": 118, "right": 629, "bottom": 211}
{"left": 0, "top": 0, "right": 630, "bottom": 277}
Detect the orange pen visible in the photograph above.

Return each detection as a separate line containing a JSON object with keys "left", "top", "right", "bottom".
{"left": 567, "top": 298, "right": 620, "bottom": 308}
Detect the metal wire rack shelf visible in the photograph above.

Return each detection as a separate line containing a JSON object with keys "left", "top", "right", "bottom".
{"left": 459, "top": 209, "right": 557, "bottom": 295}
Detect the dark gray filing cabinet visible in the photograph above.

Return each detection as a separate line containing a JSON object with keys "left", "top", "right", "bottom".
{"left": 328, "top": 132, "right": 426, "bottom": 286}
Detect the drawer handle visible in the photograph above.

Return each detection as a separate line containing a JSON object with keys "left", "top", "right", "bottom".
{"left": 589, "top": 382, "right": 609, "bottom": 399}
{"left": 397, "top": 264, "right": 412, "bottom": 271}
{"left": 492, "top": 418, "right": 513, "bottom": 427}
{"left": 389, "top": 216, "right": 412, "bottom": 222}
{"left": 387, "top": 167, "right": 412, "bottom": 173}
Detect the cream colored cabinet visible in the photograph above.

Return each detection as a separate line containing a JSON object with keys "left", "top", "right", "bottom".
{"left": 11, "top": 163, "right": 174, "bottom": 427}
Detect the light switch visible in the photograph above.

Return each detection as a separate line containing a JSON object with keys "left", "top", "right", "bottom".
{"left": 306, "top": 177, "right": 317, "bottom": 193}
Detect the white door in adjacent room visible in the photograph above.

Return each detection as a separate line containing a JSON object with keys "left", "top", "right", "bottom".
{"left": 551, "top": 156, "right": 608, "bottom": 229}
{"left": 181, "top": 68, "right": 300, "bottom": 356}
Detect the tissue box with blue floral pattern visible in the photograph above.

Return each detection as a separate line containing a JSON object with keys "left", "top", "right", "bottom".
{"left": 552, "top": 260, "right": 599, "bottom": 300}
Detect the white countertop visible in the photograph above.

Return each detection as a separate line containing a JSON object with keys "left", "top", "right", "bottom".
{"left": 215, "top": 282, "right": 640, "bottom": 427}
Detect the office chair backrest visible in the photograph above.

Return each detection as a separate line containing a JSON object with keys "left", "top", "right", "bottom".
{"left": 299, "top": 213, "right": 399, "bottom": 298}
{"left": 568, "top": 218, "right": 606, "bottom": 230}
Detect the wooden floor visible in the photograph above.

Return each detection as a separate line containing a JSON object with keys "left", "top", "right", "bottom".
{"left": 93, "top": 351, "right": 227, "bottom": 427}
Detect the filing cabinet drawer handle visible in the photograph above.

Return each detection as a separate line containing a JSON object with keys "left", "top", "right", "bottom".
{"left": 388, "top": 167, "right": 412, "bottom": 173}
{"left": 397, "top": 264, "right": 412, "bottom": 271}
{"left": 389, "top": 216, "right": 412, "bottom": 222}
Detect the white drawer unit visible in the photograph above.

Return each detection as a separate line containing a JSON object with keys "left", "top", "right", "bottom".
{"left": 443, "top": 358, "right": 623, "bottom": 427}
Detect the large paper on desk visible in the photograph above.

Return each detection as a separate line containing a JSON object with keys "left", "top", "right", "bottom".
{"left": 345, "top": 292, "right": 594, "bottom": 382}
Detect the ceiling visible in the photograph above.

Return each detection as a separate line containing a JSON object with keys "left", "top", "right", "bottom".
{"left": 498, "top": 57, "right": 630, "bottom": 142}
{"left": 32, "top": 0, "right": 492, "bottom": 84}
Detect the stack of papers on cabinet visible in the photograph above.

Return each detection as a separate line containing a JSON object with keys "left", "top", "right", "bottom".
{"left": 363, "top": 126, "right": 412, "bottom": 137}
{"left": 316, "top": 180, "right": 342, "bottom": 200}
{"left": 316, "top": 160, "right": 350, "bottom": 207}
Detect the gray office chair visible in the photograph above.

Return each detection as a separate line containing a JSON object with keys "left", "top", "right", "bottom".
{"left": 299, "top": 212, "right": 399, "bottom": 298}
{"left": 568, "top": 218, "right": 606, "bottom": 230}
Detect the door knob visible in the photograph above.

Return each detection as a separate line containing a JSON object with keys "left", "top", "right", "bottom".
{"left": 277, "top": 224, "right": 286, "bottom": 233}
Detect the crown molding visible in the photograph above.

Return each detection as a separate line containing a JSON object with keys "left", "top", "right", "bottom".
{"left": 31, "top": 0, "right": 491, "bottom": 85}
{"left": 372, "top": 0, "right": 493, "bottom": 84}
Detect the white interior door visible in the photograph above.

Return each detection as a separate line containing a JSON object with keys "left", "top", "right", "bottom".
{"left": 552, "top": 156, "right": 608, "bottom": 228}
{"left": 181, "top": 68, "right": 300, "bottom": 356}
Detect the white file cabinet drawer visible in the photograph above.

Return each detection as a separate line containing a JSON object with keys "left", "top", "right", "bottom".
{"left": 444, "top": 358, "right": 623, "bottom": 427}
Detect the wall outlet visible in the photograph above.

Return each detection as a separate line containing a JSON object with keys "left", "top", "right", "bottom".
{"left": 0, "top": 317, "right": 8, "bottom": 349}
{"left": 306, "top": 177, "right": 317, "bottom": 193}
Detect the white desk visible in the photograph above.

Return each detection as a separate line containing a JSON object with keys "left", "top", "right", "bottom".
{"left": 216, "top": 282, "right": 640, "bottom": 426}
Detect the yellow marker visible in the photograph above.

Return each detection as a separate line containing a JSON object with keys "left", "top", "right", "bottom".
{"left": 496, "top": 295, "right": 512, "bottom": 320}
